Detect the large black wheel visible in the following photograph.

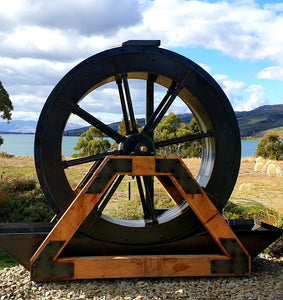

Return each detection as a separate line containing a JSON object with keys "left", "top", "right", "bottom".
{"left": 35, "top": 41, "right": 240, "bottom": 246}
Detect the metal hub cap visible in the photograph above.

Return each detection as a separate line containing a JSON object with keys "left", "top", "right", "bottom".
{"left": 121, "top": 134, "right": 155, "bottom": 156}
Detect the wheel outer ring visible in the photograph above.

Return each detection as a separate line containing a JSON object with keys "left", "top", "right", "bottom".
{"left": 34, "top": 44, "right": 241, "bottom": 245}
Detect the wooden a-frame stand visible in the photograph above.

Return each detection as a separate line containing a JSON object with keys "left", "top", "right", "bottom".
{"left": 30, "top": 156, "right": 251, "bottom": 281}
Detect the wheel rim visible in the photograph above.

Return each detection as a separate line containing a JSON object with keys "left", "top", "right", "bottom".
{"left": 35, "top": 43, "right": 241, "bottom": 245}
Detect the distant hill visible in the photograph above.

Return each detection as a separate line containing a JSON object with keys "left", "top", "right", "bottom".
{"left": 64, "top": 104, "right": 283, "bottom": 138}
{"left": 0, "top": 120, "right": 81, "bottom": 134}
{"left": 1, "top": 104, "right": 282, "bottom": 138}
{"left": 63, "top": 118, "right": 148, "bottom": 136}
{"left": 235, "top": 104, "right": 283, "bottom": 137}
{"left": 253, "top": 126, "right": 283, "bottom": 139}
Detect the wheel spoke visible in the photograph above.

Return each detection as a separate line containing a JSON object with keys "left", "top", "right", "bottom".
{"left": 122, "top": 74, "right": 138, "bottom": 133}
{"left": 96, "top": 175, "right": 124, "bottom": 214}
{"left": 136, "top": 176, "right": 150, "bottom": 219}
{"left": 145, "top": 74, "right": 156, "bottom": 206}
{"left": 116, "top": 78, "right": 131, "bottom": 135}
{"left": 74, "top": 158, "right": 104, "bottom": 193}
{"left": 72, "top": 104, "right": 126, "bottom": 143}
{"left": 146, "top": 74, "right": 156, "bottom": 139}
{"left": 143, "top": 176, "right": 158, "bottom": 225}
{"left": 155, "top": 131, "right": 214, "bottom": 148}
{"left": 142, "top": 81, "right": 181, "bottom": 135}
{"left": 63, "top": 150, "right": 120, "bottom": 168}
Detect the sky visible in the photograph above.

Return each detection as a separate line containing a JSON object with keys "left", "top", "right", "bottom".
{"left": 0, "top": 0, "right": 283, "bottom": 126}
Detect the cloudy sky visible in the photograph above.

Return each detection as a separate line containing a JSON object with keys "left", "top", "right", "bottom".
{"left": 0, "top": 0, "right": 283, "bottom": 126}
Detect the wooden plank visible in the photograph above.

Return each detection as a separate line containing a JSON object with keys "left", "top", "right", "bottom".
{"left": 157, "top": 175, "right": 184, "bottom": 204}
{"left": 132, "top": 156, "right": 156, "bottom": 175}
{"left": 57, "top": 255, "right": 229, "bottom": 279}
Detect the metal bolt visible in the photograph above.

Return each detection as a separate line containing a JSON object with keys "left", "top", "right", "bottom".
{"left": 139, "top": 145, "right": 148, "bottom": 153}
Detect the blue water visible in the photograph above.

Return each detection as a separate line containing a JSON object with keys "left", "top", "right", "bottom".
{"left": 0, "top": 134, "right": 259, "bottom": 158}
{"left": 0, "top": 134, "right": 80, "bottom": 157}
{"left": 241, "top": 140, "right": 260, "bottom": 158}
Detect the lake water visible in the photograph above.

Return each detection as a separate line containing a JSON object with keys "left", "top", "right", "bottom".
{"left": 0, "top": 134, "right": 259, "bottom": 158}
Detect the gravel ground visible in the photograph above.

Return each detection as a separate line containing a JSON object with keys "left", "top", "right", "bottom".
{"left": 0, "top": 254, "right": 282, "bottom": 300}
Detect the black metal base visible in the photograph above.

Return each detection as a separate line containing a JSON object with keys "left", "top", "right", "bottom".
{"left": 0, "top": 219, "right": 281, "bottom": 270}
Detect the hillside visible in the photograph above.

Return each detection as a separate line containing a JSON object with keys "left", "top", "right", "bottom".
{"left": 1, "top": 104, "right": 282, "bottom": 138}
{"left": 0, "top": 120, "right": 80, "bottom": 134}
{"left": 64, "top": 104, "right": 283, "bottom": 137}
{"left": 235, "top": 104, "right": 283, "bottom": 137}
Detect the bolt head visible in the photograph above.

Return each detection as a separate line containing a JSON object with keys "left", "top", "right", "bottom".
{"left": 139, "top": 145, "right": 148, "bottom": 153}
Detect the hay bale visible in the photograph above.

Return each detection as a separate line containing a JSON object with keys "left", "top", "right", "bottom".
{"left": 238, "top": 183, "right": 252, "bottom": 192}
{"left": 267, "top": 164, "right": 277, "bottom": 176}
{"left": 254, "top": 161, "right": 264, "bottom": 172}
{"left": 262, "top": 160, "right": 272, "bottom": 172}
{"left": 256, "top": 157, "right": 264, "bottom": 164}
{"left": 275, "top": 165, "right": 282, "bottom": 177}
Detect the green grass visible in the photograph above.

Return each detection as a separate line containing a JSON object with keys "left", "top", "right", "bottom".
{"left": 0, "top": 252, "right": 17, "bottom": 269}
{"left": 223, "top": 201, "right": 278, "bottom": 224}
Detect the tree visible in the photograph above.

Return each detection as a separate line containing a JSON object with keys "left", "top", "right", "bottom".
{"left": 155, "top": 113, "right": 201, "bottom": 157}
{"left": 256, "top": 133, "right": 283, "bottom": 160}
{"left": 118, "top": 119, "right": 141, "bottom": 135}
{"left": 71, "top": 127, "right": 111, "bottom": 158}
{"left": 0, "top": 81, "right": 13, "bottom": 146}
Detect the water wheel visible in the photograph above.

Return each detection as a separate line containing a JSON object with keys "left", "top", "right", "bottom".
{"left": 34, "top": 40, "right": 241, "bottom": 247}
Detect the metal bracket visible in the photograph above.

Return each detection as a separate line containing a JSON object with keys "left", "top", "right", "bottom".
{"left": 122, "top": 40, "right": 161, "bottom": 47}
{"left": 156, "top": 158, "right": 201, "bottom": 194}
{"left": 86, "top": 159, "right": 132, "bottom": 194}
{"left": 211, "top": 238, "right": 250, "bottom": 274}
{"left": 32, "top": 241, "right": 74, "bottom": 280}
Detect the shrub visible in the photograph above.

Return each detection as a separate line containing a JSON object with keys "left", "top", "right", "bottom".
{"left": 265, "top": 213, "right": 283, "bottom": 258}
{"left": 0, "top": 175, "right": 54, "bottom": 223}
{"left": 223, "top": 201, "right": 278, "bottom": 224}
{"left": 275, "top": 213, "right": 283, "bottom": 229}
{"left": 0, "top": 152, "right": 14, "bottom": 158}
{"left": 256, "top": 133, "right": 283, "bottom": 160}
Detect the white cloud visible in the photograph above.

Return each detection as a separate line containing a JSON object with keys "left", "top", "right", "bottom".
{"left": 214, "top": 74, "right": 246, "bottom": 100}
{"left": 1, "top": 0, "right": 283, "bottom": 63}
{"left": 0, "top": 57, "right": 73, "bottom": 86}
{"left": 198, "top": 63, "right": 211, "bottom": 73}
{"left": 214, "top": 74, "right": 268, "bottom": 111}
{"left": 240, "top": 84, "right": 268, "bottom": 111}
{"left": 133, "top": 0, "right": 283, "bottom": 63}
{"left": 257, "top": 66, "right": 283, "bottom": 82}
{"left": 0, "top": 0, "right": 282, "bottom": 123}
{"left": 0, "top": 0, "right": 142, "bottom": 36}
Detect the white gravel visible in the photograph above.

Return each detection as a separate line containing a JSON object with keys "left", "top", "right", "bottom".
{"left": 0, "top": 254, "right": 282, "bottom": 300}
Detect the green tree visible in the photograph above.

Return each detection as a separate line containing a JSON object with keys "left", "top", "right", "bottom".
{"left": 72, "top": 127, "right": 111, "bottom": 158}
{"left": 118, "top": 119, "right": 141, "bottom": 135}
{"left": 155, "top": 113, "right": 201, "bottom": 157}
{"left": 256, "top": 133, "right": 283, "bottom": 160}
{"left": 0, "top": 81, "right": 13, "bottom": 146}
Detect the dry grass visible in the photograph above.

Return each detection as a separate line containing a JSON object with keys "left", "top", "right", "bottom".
{"left": 0, "top": 156, "right": 36, "bottom": 177}
{"left": 231, "top": 157, "right": 283, "bottom": 213}
{"left": 0, "top": 156, "right": 282, "bottom": 214}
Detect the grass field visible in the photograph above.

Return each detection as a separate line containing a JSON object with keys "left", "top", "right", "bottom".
{"left": 0, "top": 155, "right": 282, "bottom": 214}
{"left": 0, "top": 155, "right": 282, "bottom": 268}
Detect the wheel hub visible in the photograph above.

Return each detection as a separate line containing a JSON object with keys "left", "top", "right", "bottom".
{"left": 120, "top": 133, "right": 156, "bottom": 156}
